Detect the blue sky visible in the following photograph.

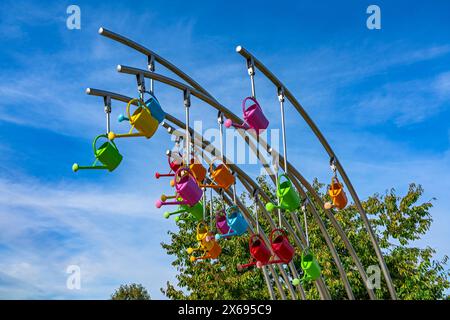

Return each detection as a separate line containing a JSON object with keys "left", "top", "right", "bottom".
{"left": 0, "top": 0, "right": 449, "bottom": 299}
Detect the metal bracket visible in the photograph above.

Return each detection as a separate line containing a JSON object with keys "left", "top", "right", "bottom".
{"left": 277, "top": 86, "right": 285, "bottom": 103}
{"left": 330, "top": 156, "right": 337, "bottom": 175}
{"left": 301, "top": 197, "right": 309, "bottom": 212}
{"left": 136, "top": 73, "right": 145, "bottom": 96}
{"left": 246, "top": 57, "right": 255, "bottom": 76}
{"left": 252, "top": 187, "right": 260, "bottom": 198}
{"left": 183, "top": 89, "right": 191, "bottom": 108}
{"left": 147, "top": 55, "right": 155, "bottom": 72}
{"left": 217, "top": 111, "right": 224, "bottom": 124}
{"left": 103, "top": 95, "right": 111, "bottom": 114}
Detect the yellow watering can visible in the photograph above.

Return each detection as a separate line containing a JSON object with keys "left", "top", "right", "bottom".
{"left": 187, "top": 222, "right": 222, "bottom": 262}
{"left": 108, "top": 98, "right": 159, "bottom": 140}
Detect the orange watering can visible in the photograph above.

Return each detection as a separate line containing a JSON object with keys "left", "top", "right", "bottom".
{"left": 199, "top": 158, "right": 235, "bottom": 190}
{"left": 72, "top": 134, "right": 122, "bottom": 172}
{"left": 109, "top": 98, "right": 159, "bottom": 140}
{"left": 324, "top": 176, "right": 348, "bottom": 210}
{"left": 187, "top": 222, "right": 222, "bottom": 262}
{"left": 169, "top": 158, "right": 206, "bottom": 186}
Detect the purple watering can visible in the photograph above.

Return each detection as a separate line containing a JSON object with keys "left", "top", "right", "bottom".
{"left": 224, "top": 97, "right": 269, "bottom": 134}
{"left": 155, "top": 167, "right": 202, "bottom": 208}
{"left": 216, "top": 210, "right": 233, "bottom": 235}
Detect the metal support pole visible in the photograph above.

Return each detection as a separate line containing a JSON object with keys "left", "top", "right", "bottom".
{"left": 218, "top": 112, "right": 224, "bottom": 159}
{"left": 103, "top": 95, "right": 111, "bottom": 134}
{"left": 278, "top": 87, "right": 288, "bottom": 174}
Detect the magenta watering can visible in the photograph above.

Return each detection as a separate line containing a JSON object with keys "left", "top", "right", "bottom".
{"left": 155, "top": 167, "right": 202, "bottom": 208}
{"left": 215, "top": 210, "right": 233, "bottom": 235}
{"left": 224, "top": 97, "right": 269, "bottom": 133}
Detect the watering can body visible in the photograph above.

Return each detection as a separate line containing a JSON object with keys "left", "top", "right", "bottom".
{"left": 270, "top": 229, "right": 295, "bottom": 263}
{"left": 207, "top": 240, "right": 222, "bottom": 259}
{"left": 175, "top": 168, "right": 202, "bottom": 206}
{"left": 210, "top": 163, "right": 235, "bottom": 190}
{"left": 130, "top": 105, "right": 159, "bottom": 138}
{"left": 249, "top": 234, "right": 272, "bottom": 264}
{"left": 94, "top": 135, "right": 123, "bottom": 171}
{"left": 190, "top": 162, "right": 207, "bottom": 183}
{"left": 277, "top": 174, "right": 300, "bottom": 211}
{"left": 243, "top": 97, "right": 269, "bottom": 131}
{"left": 301, "top": 251, "right": 321, "bottom": 281}
{"left": 145, "top": 93, "right": 165, "bottom": 123}
{"left": 226, "top": 207, "right": 248, "bottom": 235}
{"left": 216, "top": 211, "right": 232, "bottom": 235}
{"left": 328, "top": 177, "right": 348, "bottom": 210}
{"left": 165, "top": 202, "right": 203, "bottom": 221}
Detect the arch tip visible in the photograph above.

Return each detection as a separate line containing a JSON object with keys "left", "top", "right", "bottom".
{"left": 98, "top": 27, "right": 104, "bottom": 34}
{"left": 235, "top": 45, "right": 243, "bottom": 53}
{"left": 85, "top": 88, "right": 91, "bottom": 94}
{"left": 116, "top": 65, "right": 122, "bottom": 72}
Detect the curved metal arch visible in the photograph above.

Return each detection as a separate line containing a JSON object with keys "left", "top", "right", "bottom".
{"left": 97, "top": 30, "right": 376, "bottom": 298}
{"left": 113, "top": 66, "right": 374, "bottom": 298}
{"left": 236, "top": 46, "right": 396, "bottom": 299}
{"left": 90, "top": 27, "right": 392, "bottom": 299}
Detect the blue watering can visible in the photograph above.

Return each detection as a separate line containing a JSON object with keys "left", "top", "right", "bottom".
{"left": 215, "top": 206, "right": 248, "bottom": 240}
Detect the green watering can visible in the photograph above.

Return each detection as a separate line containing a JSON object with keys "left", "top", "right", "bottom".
{"left": 300, "top": 250, "right": 321, "bottom": 282}
{"left": 72, "top": 134, "right": 123, "bottom": 172}
{"left": 163, "top": 201, "right": 204, "bottom": 222}
{"left": 265, "top": 174, "right": 300, "bottom": 212}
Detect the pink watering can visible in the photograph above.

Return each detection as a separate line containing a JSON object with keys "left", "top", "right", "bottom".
{"left": 155, "top": 167, "right": 202, "bottom": 208}
{"left": 215, "top": 210, "right": 233, "bottom": 235}
{"left": 224, "top": 97, "right": 269, "bottom": 133}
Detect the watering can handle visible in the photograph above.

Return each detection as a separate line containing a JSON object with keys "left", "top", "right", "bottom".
{"left": 126, "top": 98, "right": 148, "bottom": 121}
{"left": 278, "top": 173, "right": 291, "bottom": 186}
{"left": 93, "top": 134, "right": 117, "bottom": 154}
{"left": 225, "top": 206, "right": 238, "bottom": 224}
{"left": 242, "top": 96, "right": 260, "bottom": 114}
{"left": 174, "top": 167, "right": 194, "bottom": 187}
{"left": 196, "top": 221, "right": 209, "bottom": 234}
{"left": 249, "top": 234, "right": 262, "bottom": 247}
{"left": 330, "top": 176, "right": 340, "bottom": 193}
{"left": 208, "top": 157, "right": 230, "bottom": 173}
{"left": 269, "top": 228, "right": 287, "bottom": 244}
{"left": 145, "top": 90, "right": 159, "bottom": 104}
{"left": 168, "top": 152, "right": 183, "bottom": 167}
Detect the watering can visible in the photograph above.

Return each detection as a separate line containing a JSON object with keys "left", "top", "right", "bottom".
{"left": 155, "top": 167, "right": 202, "bottom": 208}
{"left": 200, "top": 158, "right": 235, "bottom": 190}
{"left": 215, "top": 206, "right": 248, "bottom": 240}
{"left": 270, "top": 228, "right": 295, "bottom": 263}
{"left": 265, "top": 174, "right": 300, "bottom": 212}
{"left": 109, "top": 98, "right": 159, "bottom": 140}
{"left": 163, "top": 201, "right": 203, "bottom": 222}
{"left": 215, "top": 210, "right": 232, "bottom": 235}
{"left": 155, "top": 152, "right": 184, "bottom": 179}
{"left": 300, "top": 250, "right": 321, "bottom": 282}
{"left": 237, "top": 234, "right": 272, "bottom": 271}
{"left": 72, "top": 134, "right": 123, "bottom": 172}
{"left": 144, "top": 92, "right": 165, "bottom": 123}
{"left": 224, "top": 97, "right": 269, "bottom": 133}
{"left": 187, "top": 222, "right": 222, "bottom": 262}
{"left": 170, "top": 159, "right": 207, "bottom": 186}
{"left": 324, "top": 177, "right": 348, "bottom": 210}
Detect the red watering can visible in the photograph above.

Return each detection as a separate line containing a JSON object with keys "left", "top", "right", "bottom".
{"left": 324, "top": 176, "right": 348, "bottom": 210}
{"left": 224, "top": 97, "right": 269, "bottom": 134}
{"left": 155, "top": 151, "right": 183, "bottom": 179}
{"left": 270, "top": 228, "right": 295, "bottom": 263}
{"left": 155, "top": 167, "right": 202, "bottom": 208}
{"left": 237, "top": 234, "right": 272, "bottom": 270}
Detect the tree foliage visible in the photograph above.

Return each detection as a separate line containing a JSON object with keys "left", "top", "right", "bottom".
{"left": 161, "top": 176, "right": 449, "bottom": 300}
{"left": 111, "top": 283, "right": 151, "bottom": 300}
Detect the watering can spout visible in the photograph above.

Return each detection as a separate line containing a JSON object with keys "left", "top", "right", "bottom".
{"left": 72, "top": 163, "right": 79, "bottom": 172}
{"left": 118, "top": 114, "right": 129, "bottom": 122}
